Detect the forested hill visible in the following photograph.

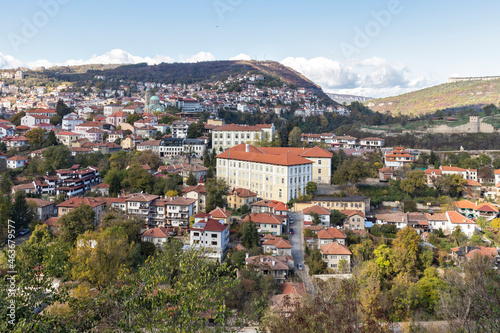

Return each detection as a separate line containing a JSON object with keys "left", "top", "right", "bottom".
{"left": 367, "top": 78, "right": 500, "bottom": 116}
{"left": 41, "top": 60, "right": 333, "bottom": 101}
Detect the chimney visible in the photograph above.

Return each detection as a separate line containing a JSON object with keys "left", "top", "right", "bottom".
{"left": 260, "top": 257, "right": 264, "bottom": 262}
{"left": 272, "top": 260, "right": 275, "bottom": 266}
{"left": 245, "top": 143, "right": 249, "bottom": 152}
{"left": 205, "top": 216, "right": 208, "bottom": 222}
{"left": 245, "top": 253, "right": 249, "bottom": 259}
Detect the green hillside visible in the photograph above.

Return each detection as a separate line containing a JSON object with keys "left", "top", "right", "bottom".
{"left": 367, "top": 79, "right": 500, "bottom": 116}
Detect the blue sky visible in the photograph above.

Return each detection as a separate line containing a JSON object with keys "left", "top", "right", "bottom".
{"left": 0, "top": 0, "right": 499, "bottom": 97}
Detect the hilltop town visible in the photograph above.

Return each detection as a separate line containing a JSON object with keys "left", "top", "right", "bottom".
{"left": 1, "top": 66, "right": 500, "bottom": 332}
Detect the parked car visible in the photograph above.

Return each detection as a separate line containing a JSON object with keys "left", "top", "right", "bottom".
{"left": 297, "top": 263, "right": 303, "bottom": 270}
{"left": 289, "top": 228, "right": 294, "bottom": 235}
{"left": 289, "top": 218, "right": 294, "bottom": 224}
{"left": 19, "top": 228, "right": 30, "bottom": 236}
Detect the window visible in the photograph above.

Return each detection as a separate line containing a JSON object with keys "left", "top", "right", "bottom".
{"left": 211, "top": 233, "right": 217, "bottom": 238}
{"left": 193, "top": 232, "right": 199, "bottom": 237}
{"left": 318, "top": 169, "right": 321, "bottom": 174}
{"left": 318, "top": 160, "right": 321, "bottom": 165}
{"left": 211, "top": 241, "right": 217, "bottom": 246}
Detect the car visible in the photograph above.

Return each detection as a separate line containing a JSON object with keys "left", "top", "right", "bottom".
{"left": 297, "top": 263, "right": 303, "bottom": 270}
{"left": 19, "top": 228, "right": 30, "bottom": 236}
{"left": 289, "top": 228, "right": 294, "bottom": 235}
{"left": 289, "top": 219, "right": 294, "bottom": 224}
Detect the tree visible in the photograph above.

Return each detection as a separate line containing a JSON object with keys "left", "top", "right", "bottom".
{"left": 45, "top": 130, "right": 57, "bottom": 147}
{"left": 289, "top": 126, "right": 302, "bottom": 147}
{"left": 330, "top": 210, "right": 346, "bottom": 226}
{"left": 100, "top": 209, "right": 143, "bottom": 243}
{"left": 166, "top": 189, "right": 178, "bottom": 197}
{"left": 490, "top": 218, "right": 500, "bottom": 230}
{"left": 205, "top": 178, "right": 228, "bottom": 212}
{"left": 70, "top": 226, "right": 132, "bottom": 290}
{"left": 0, "top": 172, "right": 13, "bottom": 193}
{"left": 42, "top": 145, "right": 73, "bottom": 171}
{"left": 399, "top": 169, "right": 426, "bottom": 196}
{"left": 311, "top": 212, "right": 321, "bottom": 225}
{"left": 122, "top": 165, "right": 153, "bottom": 193}
{"left": 133, "top": 150, "right": 162, "bottom": 170}
{"left": 402, "top": 198, "right": 417, "bottom": 212}
{"left": 305, "top": 181, "right": 317, "bottom": 196}
{"left": 26, "top": 127, "right": 46, "bottom": 147}
{"left": 391, "top": 227, "right": 421, "bottom": 276}
{"left": 58, "top": 204, "right": 95, "bottom": 245}
{"left": 185, "top": 171, "right": 197, "bottom": 186}
{"left": 104, "top": 167, "right": 126, "bottom": 197}
{"left": 333, "top": 158, "right": 372, "bottom": 185}
{"left": 0, "top": 194, "right": 12, "bottom": 240}
{"left": 241, "top": 219, "right": 260, "bottom": 249}
{"left": 187, "top": 120, "right": 205, "bottom": 139}
{"left": 126, "top": 112, "right": 141, "bottom": 125}
{"left": 9, "top": 111, "right": 25, "bottom": 126}
{"left": 12, "top": 191, "right": 35, "bottom": 231}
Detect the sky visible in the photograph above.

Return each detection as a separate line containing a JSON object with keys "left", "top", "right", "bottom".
{"left": 0, "top": 0, "right": 499, "bottom": 98}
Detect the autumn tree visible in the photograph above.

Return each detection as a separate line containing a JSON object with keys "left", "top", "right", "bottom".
{"left": 399, "top": 169, "right": 426, "bottom": 196}
{"left": 390, "top": 227, "right": 421, "bottom": 277}
{"left": 122, "top": 164, "right": 154, "bottom": 193}
{"left": 289, "top": 126, "right": 302, "bottom": 147}
{"left": 26, "top": 127, "right": 46, "bottom": 147}
{"left": 70, "top": 226, "right": 132, "bottom": 290}
{"left": 58, "top": 204, "right": 95, "bottom": 245}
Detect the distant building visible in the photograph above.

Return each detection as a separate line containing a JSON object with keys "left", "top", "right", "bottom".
{"left": 188, "top": 217, "right": 229, "bottom": 263}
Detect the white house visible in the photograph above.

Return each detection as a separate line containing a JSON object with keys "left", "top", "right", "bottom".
{"left": 21, "top": 114, "right": 50, "bottom": 127}
{"left": 188, "top": 217, "right": 229, "bottom": 263}
{"left": 7, "top": 155, "right": 28, "bottom": 169}
{"left": 303, "top": 205, "right": 331, "bottom": 226}
{"left": 141, "top": 227, "right": 169, "bottom": 249}
{"left": 62, "top": 114, "right": 84, "bottom": 131}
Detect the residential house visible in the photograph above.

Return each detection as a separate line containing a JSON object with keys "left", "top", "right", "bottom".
{"left": 245, "top": 254, "right": 294, "bottom": 283}
{"left": 320, "top": 242, "right": 352, "bottom": 272}
{"left": 227, "top": 188, "right": 258, "bottom": 210}
{"left": 56, "top": 131, "right": 82, "bottom": 146}
{"left": 7, "top": 155, "right": 28, "bottom": 169}
{"left": 211, "top": 123, "right": 275, "bottom": 152}
{"left": 188, "top": 217, "right": 229, "bottom": 262}
{"left": 209, "top": 207, "right": 233, "bottom": 224}
{"left": 450, "top": 246, "right": 499, "bottom": 267}
{"left": 141, "top": 227, "right": 169, "bottom": 249}
{"left": 242, "top": 213, "right": 284, "bottom": 235}
{"left": 317, "top": 228, "right": 347, "bottom": 247}
{"left": 342, "top": 210, "right": 366, "bottom": 230}
{"left": 262, "top": 234, "right": 292, "bottom": 255}
{"left": 56, "top": 197, "right": 106, "bottom": 225}
{"left": 181, "top": 184, "right": 207, "bottom": 213}
{"left": 303, "top": 205, "right": 331, "bottom": 226}
{"left": 27, "top": 198, "right": 56, "bottom": 221}
{"left": 106, "top": 111, "right": 128, "bottom": 127}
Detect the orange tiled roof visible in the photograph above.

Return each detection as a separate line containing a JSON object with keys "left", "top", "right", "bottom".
{"left": 317, "top": 228, "right": 346, "bottom": 239}
{"left": 320, "top": 241, "right": 352, "bottom": 255}
{"left": 242, "top": 213, "right": 284, "bottom": 225}
{"left": 447, "top": 211, "right": 475, "bottom": 224}
{"left": 303, "top": 205, "right": 330, "bottom": 215}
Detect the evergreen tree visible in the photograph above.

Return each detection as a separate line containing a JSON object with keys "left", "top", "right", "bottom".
{"left": 12, "top": 191, "right": 34, "bottom": 230}
{"left": 45, "top": 130, "right": 58, "bottom": 147}
{"left": 241, "top": 218, "right": 259, "bottom": 249}
{"left": 186, "top": 171, "right": 197, "bottom": 186}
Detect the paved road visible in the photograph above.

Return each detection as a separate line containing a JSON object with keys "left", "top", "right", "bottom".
{"left": 288, "top": 212, "right": 315, "bottom": 295}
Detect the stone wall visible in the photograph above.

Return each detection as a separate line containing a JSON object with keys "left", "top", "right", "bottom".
{"left": 428, "top": 119, "right": 496, "bottom": 134}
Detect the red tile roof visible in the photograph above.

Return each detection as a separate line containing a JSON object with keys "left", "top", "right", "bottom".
{"left": 447, "top": 211, "right": 476, "bottom": 224}
{"left": 320, "top": 241, "right": 352, "bottom": 255}
{"left": 317, "top": 228, "right": 346, "bottom": 239}
{"left": 242, "top": 213, "right": 284, "bottom": 225}
{"left": 230, "top": 188, "right": 258, "bottom": 198}
{"left": 303, "top": 205, "right": 330, "bottom": 215}
{"left": 216, "top": 144, "right": 314, "bottom": 166}
{"left": 209, "top": 207, "right": 232, "bottom": 219}
{"left": 191, "top": 218, "right": 227, "bottom": 232}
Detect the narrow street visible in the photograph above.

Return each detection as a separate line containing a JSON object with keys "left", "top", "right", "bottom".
{"left": 288, "top": 212, "right": 315, "bottom": 295}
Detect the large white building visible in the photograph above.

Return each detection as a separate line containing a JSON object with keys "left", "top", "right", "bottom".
{"left": 216, "top": 143, "right": 316, "bottom": 202}
{"left": 212, "top": 124, "right": 275, "bottom": 152}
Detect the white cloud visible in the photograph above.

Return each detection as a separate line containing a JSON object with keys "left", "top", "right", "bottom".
{"left": 180, "top": 51, "right": 216, "bottom": 63}
{"left": 229, "top": 53, "right": 252, "bottom": 61}
{"left": 281, "top": 56, "right": 437, "bottom": 98}
{"left": 0, "top": 53, "right": 22, "bottom": 69}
